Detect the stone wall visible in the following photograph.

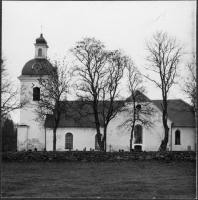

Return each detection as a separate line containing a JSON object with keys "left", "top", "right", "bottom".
{"left": 2, "top": 151, "right": 196, "bottom": 162}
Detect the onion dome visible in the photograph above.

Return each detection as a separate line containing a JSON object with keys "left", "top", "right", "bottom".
{"left": 36, "top": 34, "right": 47, "bottom": 45}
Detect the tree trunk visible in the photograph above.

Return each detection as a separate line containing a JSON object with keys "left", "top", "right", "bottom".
{"left": 92, "top": 101, "right": 104, "bottom": 151}
{"left": 160, "top": 126, "right": 169, "bottom": 151}
{"left": 96, "top": 129, "right": 103, "bottom": 151}
{"left": 130, "top": 138, "right": 132, "bottom": 152}
{"left": 53, "top": 128, "right": 57, "bottom": 152}
{"left": 100, "top": 140, "right": 105, "bottom": 151}
{"left": 160, "top": 101, "right": 169, "bottom": 151}
{"left": 103, "top": 127, "right": 107, "bottom": 152}
{"left": 130, "top": 122, "right": 135, "bottom": 152}
{"left": 130, "top": 132, "right": 133, "bottom": 152}
{"left": 130, "top": 99, "right": 136, "bottom": 152}
{"left": 130, "top": 98, "right": 136, "bottom": 152}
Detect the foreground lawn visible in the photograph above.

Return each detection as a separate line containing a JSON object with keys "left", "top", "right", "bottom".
{"left": 2, "top": 161, "right": 196, "bottom": 198}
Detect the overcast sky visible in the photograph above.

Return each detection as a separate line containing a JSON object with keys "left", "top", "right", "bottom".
{"left": 2, "top": 1, "right": 196, "bottom": 123}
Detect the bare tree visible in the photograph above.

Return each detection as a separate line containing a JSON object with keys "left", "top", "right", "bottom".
{"left": 1, "top": 58, "right": 28, "bottom": 119}
{"left": 182, "top": 53, "right": 196, "bottom": 116}
{"left": 119, "top": 62, "right": 154, "bottom": 151}
{"left": 34, "top": 59, "right": 71, "bottom": 151}
{"left": 70, "top": 37, "right": 126, "bottom": 151}
{"left": 98, "top": 50, "right": 126, "bottom": 151}
{"left": 145, "top": 31, "right": 183, "bottom": 151}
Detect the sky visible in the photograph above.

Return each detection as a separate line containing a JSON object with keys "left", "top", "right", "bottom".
{"left": 2, "top": 1, "right": 196, "bottom": 123}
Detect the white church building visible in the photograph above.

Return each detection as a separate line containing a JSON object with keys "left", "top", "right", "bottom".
{"left": 17, "top": 34, "right": 196, "bottom": 152}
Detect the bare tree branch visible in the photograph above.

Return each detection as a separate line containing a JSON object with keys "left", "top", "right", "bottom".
{"left": 144, "top": 31, "right": 184, "bottom": 151}
{"left": 118, "top": 61, "right": 155, "bottom": 151}
{"left": 181, "top": 53, "right": 196, "bottom": 116}
{"left": 70, "top": 37, "right": 126, "bottom": 151}
{"left": 33, "top": 58, "right": 71, "bottom": 151}
{"left": 1, "top": 58, "right": 28, "bottom": 118}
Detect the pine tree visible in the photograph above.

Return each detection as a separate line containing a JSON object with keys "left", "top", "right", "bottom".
{"left": 2, "top": 118, "right": 17, "bottom": 152}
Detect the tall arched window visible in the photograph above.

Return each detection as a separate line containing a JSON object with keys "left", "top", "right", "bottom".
{"left": 65, "top": 133, "right": 73, "bottom": 149}
{"left": 134, "top": 125, "right": 143, "bottom": 144}
{"left": 33, "top": 87, "right": 40, "bottom": 101}
{"left": 38, "top": 48, "right": 42, "bottom": 57}
{"left": 175, "top": 130, "right": 181, "bottom": 145}
{"left": 95, "top": 134, "right": 102, "bottom": 150}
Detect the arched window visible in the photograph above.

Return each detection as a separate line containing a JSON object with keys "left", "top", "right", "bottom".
{"left": 33, "top": 87, "right": 40, "bottom": 101}
{"left": 65, "top": 133, "right": 73, "bottom": 149}
{"left": 134, "top": 125, "right": 143, "bottom": 144}
{"left": 38, "top": 48, "right": 42, "bottom": 57}
{"left": 175, "top": 130, "right": 181, "bottom": 145}
{"left": 95, "top": 134, "right": 102, "bottom": 150}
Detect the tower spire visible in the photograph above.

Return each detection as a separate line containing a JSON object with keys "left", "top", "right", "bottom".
{"left": 41, "top": 26, "right": 42, "bottom": 35}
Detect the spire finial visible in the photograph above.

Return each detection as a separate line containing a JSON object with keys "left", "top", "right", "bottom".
{"left": 40, "top": 26, "right": 43, "bottom": 37}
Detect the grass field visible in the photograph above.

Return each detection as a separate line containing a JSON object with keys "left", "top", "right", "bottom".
{"left": 2, "top": 161, "right": 196, "bottom": 198}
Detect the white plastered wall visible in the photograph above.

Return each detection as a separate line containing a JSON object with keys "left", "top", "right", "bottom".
{"left": 106, "top": 102, "right": 172, "bottom": 152}
{"left": 18, "top": 76, "right": 46, "bottom": 151}
{"left": 143, "top": 105, "right": 172, "bottom": 151}
{"left": 45, "top": 102, "right": 174, "bottom": 152}
{"left": 105, "top": 110, "right": 132, "bottom": 152}
{"left": 46, "top": 127, "right": 104, "bottom": 151}
{"left": 171, "top": 127, "right": 196, "bottom": 151}
{"left": 17, "top": 126, "right": 29, "bottom": 151}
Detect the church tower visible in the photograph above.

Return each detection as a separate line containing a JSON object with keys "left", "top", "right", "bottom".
{"left": 17, "top": 34, "right": 52, "bottom": 151}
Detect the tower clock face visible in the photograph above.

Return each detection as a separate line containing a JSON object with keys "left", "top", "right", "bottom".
{"left": 32, "top": 63, "right": 42, "bottom": 72}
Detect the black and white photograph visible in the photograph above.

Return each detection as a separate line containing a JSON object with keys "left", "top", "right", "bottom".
{"left": 2, "top": 1, "right": 196, "bottom": 198}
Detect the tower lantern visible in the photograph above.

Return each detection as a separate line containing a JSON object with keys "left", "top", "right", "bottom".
{"left": 34, "top": 34, "right": 49, "bottom": 59}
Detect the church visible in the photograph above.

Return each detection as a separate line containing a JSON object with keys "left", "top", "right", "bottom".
{"left": 17, "top": 34, "right": 196, "bottom": 152}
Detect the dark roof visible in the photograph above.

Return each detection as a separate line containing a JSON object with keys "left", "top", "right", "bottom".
{"left": 45, "top": 101, "right": 124, "bottom": 128}
{"left": 126, "top": 90, "right": 151, "bottom": 102}
{"left": 36, "top": 34, "right": 47, "bottom": 45}
{"left": 45, "top": 102, "right": 99, "bottom": 128}
{"left": 152, "top": 99, "right": 195, "bottom": 127}
{"left": 45, "top": 93, "right": 195, "bottom": 128}
{"left": 45, "top": 114, "right": 96, "bottom": 128}
{"left": 22, "top": 58, "right": 54, "bottom": 75}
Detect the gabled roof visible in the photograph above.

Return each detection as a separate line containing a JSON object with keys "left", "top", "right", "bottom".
{"left": 126, "top": 90, "right": 151, "bottom": 102}
{"left": 45, "top": 91, "right": 195, "bottom": 128}
{"left": 152, "top": 99, "right": 195, "bottom": 127}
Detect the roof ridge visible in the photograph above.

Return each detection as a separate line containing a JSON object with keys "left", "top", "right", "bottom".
{"left": 177, "top": 99, "right": 193, "bottom": 108}
{"left": 59, "top": 100, "right": 125, "bottom": 102}
{"left": 152, "top": 99, "right": 181, "bottom": 101}
{"left": 126, "top": 90, "right": 151, "bottom": 102}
